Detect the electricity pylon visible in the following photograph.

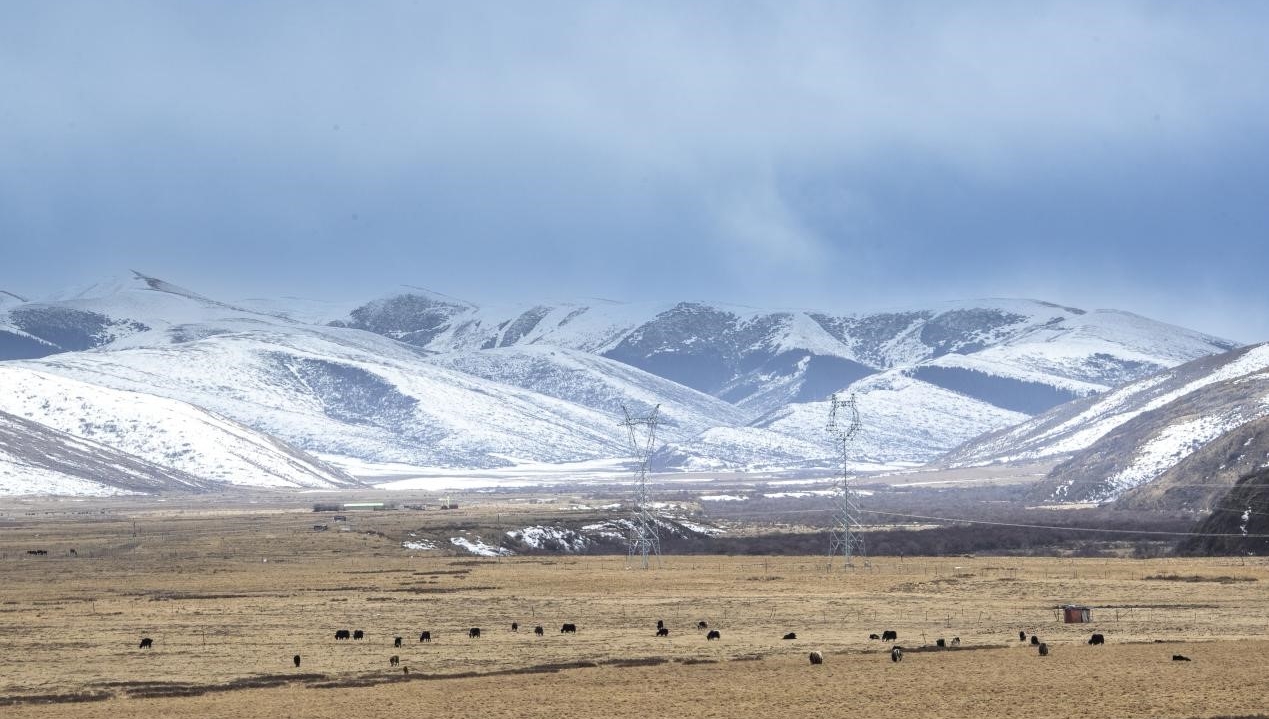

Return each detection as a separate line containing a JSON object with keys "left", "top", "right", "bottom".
{"left": 826, "top": 392, "right": 866, "bottom": 568}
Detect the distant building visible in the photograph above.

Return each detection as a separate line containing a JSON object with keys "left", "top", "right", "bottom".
{"left": 1062, "top": 604, "right": 1092, "bottom": 623}
{"left": 340, "top": 502, "right": 394, "bottom": 511}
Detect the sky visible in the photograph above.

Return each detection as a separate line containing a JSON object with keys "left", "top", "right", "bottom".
{"left": 2, "top": 1, "right": 1268, "bottom": 342}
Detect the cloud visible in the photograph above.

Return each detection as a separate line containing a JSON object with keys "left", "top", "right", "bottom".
{"left": 1, "top": 1, "right": 1267, "bottom": 339}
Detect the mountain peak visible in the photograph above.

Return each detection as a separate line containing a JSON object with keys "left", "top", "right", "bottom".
{"left": 42, "top": 271, "right": 213, "bottom": 303}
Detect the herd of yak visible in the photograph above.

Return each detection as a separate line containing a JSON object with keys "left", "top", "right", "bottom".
{"left": 133, "top": 623, "right": 1154, "bottom": 671}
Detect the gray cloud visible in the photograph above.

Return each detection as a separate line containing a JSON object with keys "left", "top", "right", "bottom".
{"left": 2, "top": 1, "right": 1267, "bottom": 341}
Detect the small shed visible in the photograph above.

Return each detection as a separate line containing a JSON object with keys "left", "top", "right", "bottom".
{"left": 1062, "top": 604, "right": 1092, "bottom": 623}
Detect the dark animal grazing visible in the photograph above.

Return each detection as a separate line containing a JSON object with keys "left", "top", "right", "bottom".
{"left": 936, "top": 638, "right": 946, "bottom": 648}
{"left": 783, "top": 632, "right": 797, "bottom": 640}
{"left": 656, "top": 627, "right": 669, "bottom": 637}
{"left": 394, "top": 636, "right": 403, "bottom": 648}
{"left": 389, "top": 655, "right": 400, "bottom": 667}
{"left": 891, "top": 646, "right": 903, "bottom": 662}
{"left": 881, "top": 630, "right": 898, "bottom": 642}
{"left": 657, "top": 620, "right": 665, "bottom": 630}
{"left": 534, "top": 626, "right": 544, "bottom": 636}
{"left": 26, "top": 549, "right": 48, "bottom": 555}
{"left": 139, "top": 637, "right": 153, "bottom": 650}
{"left": 809, "top": 651, "right": 824, "bottom": 665}
{"left": 353, "top": 629, "right": 364, "bottom": 640}
{"left": 402, "top": 666, "right": 408, "bottom": 675}
{"left": 469, "top": 627, "right": 481, "bottom": 639}
{"left": 697, "top": 621, "right": 709, "bottom": 630}
{"left": 1089, "top": 633, "right": 1105, "bottom": 645}
{"left": 1173, "top": 654, "right": 1191, "bottom": 661}
{"left": 1019, "top": 630, "right": 1027, "bottom": 642}
{"left": 561, "top": 623, "right": 577, "bottom": 634}
{"left": 951, "top": 637, "right": 960, "bottom": 647}
{"left": 1038, "top": 643, "right": 1049, "bottom": 656}
{"left": 336, "top": 629, "right": 351, "bottom": 640}
{"left": 1030, "top": 635, "right": 1040, "bottom": 646}
{"left": 293, "top": 655, "right": 301, "bottom": 668}
{"left": 511, "top": 622, "right": 518, "bottom": 632}
{"left": 706, "top": 630, "right": 721, "bottom": 641}
{"left": 869, "top": 633, "right": 881, "bottom": 640}
{"left": 69, "top": 548, "right": 77, "bottom": 556}
{"left": 419, "top": 631, "right": 431, "bottom": 642}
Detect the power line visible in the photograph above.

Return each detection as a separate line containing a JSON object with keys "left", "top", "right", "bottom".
{"left": 699, "top": 504, "right": 1269, "bottom": 538}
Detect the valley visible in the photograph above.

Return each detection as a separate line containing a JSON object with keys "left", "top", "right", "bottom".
{"left": 0, "top": 496, "right": 1265, "bottom": 719}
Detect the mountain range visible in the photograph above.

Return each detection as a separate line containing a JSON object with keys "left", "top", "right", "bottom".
{"left": 0, "top": 271, "right": 1251, "bottom": 500}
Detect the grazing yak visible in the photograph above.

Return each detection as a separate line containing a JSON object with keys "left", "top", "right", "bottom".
{"left": 335, "top": 629, "right": 351, "bottom": 640}
{"left": 139, "top": 637, "right": 153, "bottom": 650}
{"left": 890, "top": 646, "right": 903, "bottom": 662}
{"left": 534, "top": 626, "right": 545, "bottom": 636}
{"left": 1173, "top": 655, "right": 1191, "bottom": 661}
{"left": 1019, "top": 630, "right": 1027, "bottom": 642}
{"left": 293, "top": 655, "right": 301, "bottom": 668}
{"left": 389, "top": 655, "right": 400, "bottom": 667}
{"left": 656, "top": 627, "right": 670, "bottom": 637}
{"left": 561, "top": 623, "right": 578, "bottom": 634}
{"left": 936, "top": 638, "right": 946, "bottom": 648}
{"left": 394, "top": 636, "right": 403, "bottom": 648}
{"left": 881, "top": 630, "right": 898, "bottom": 642}
{"left": 419, "top": 631, "right": 431, "bottom": 643}
{"left": 951, "top": 637, "right": 961, "bottom": 647}
{"left": 469, "top": 627, "right": 481, "bottom": 639}
{"left": 1030, "top": 635, "right": 1040, "bottom": 646}
{"left": 697, "top": 621, "right": 709, "bottom": 630}
{"left": 353, "top": 630, "right": 365, "bottom": 640}
{"left": 1038, "top": 643, "right": 1049, "bottom": 656}
{"left": 868, "top": 633, "right": 881, "bottom": 640}
{"left": 657, "top": 620, "right": 665, "bottom": 630}
{"left": 809, "top": 651, "right": 824, "bottom": 665}
{"left": 783, "top": 632, "right": 797, "bottom": 640}
{"left": 511, "top": 622, "right": 519, "bottom": 633}
{"left": 1089, "top": 633, "right": 1105, "bottom": 645}
{"left": 706, "top": 630, "right": 721, "bottom": 641}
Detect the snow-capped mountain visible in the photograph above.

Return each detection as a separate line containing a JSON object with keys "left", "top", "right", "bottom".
{"left": 947, "top": 343, "right": 1269, "bottom": 507}
{"left": 334, "top": 291, "right": 1235, "bottom": 469}
{"left": 0, "top": 366, "right": 360, "bottom": 490}
{"left": 0, "top": 273, "right": 1242, "bottom": 491}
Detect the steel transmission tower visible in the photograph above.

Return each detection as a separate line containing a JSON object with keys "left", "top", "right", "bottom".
{"left": 620, "top": 404, "right": 662, "bottom": 568}
{"left": 826, "top": 392, "right": 866, "bottom": 568}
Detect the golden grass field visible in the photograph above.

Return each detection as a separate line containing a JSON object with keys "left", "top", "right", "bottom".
{"left": 0, "top": 497, "right": 1266, "bottom": 719}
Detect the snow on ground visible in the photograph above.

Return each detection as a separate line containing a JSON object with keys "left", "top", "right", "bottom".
{"left": 505, "top": 526, "right": 590, "bottom": 552}
{"left": 449, "top": 537, "right": 512, "bottom": 556}
{"left": 401, "top": 540, "right": 438, "bottom": 551}
{"left": 698, "top": 494, "right": 748, "bottom": 502}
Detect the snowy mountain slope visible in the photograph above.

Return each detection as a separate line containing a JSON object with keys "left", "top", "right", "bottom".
{"left": 15, "top": 330, "right": 635, "bottom": 470}
{"left": 1031, "top": 351, "right": 1269, "bottom": 505}
{"left": 0, "top": 273, "right": 1241, "bottom": 479}
{"left": 336, "top": 293, "right": 1236, "bottom": 421}
{"left": 946, "top": 343, "right": 1269, "bottom": 468}
{"left": 753, "top": 372, "right": 1029, "bottom": 464}
{"left": 0, "top": 366, "right": 360, "bottom": 490}
{"left": 424, "top": 345, "right": 750, "bottom": 439}
{"left": 1113, "top": 414, "right": 1269, "bottom": 511}
{"left": 0, "top": 408, "right": 215, "bottom": 496}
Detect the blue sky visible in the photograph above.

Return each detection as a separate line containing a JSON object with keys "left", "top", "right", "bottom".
{"left": 2, "top": 1, "right": 1268, "bottom": 341}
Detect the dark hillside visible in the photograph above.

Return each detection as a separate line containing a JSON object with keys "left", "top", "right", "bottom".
{"left": 1176, "top": 467, "right": 1269, "bottom": 556}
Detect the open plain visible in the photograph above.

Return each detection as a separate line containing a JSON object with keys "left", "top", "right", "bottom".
{"left": 1, "top": 496, "right": 1266, "bottom": 719}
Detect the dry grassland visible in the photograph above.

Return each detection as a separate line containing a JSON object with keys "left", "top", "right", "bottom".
{"left": 0, "top": 500, "right": 1266, "bottom": 719}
